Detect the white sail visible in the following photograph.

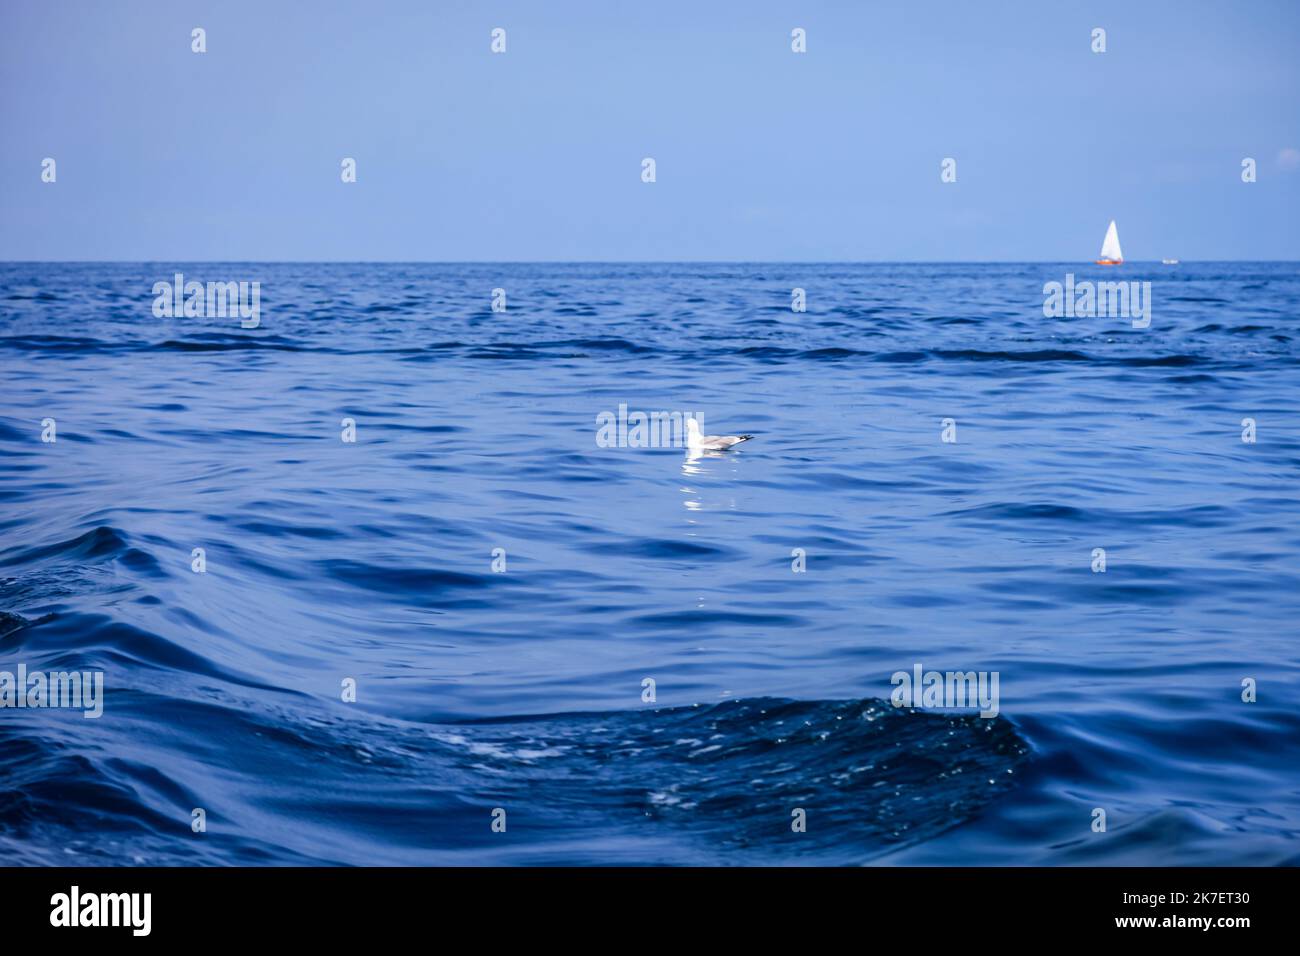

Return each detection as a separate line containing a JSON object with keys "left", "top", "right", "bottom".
{"left": 1099, "top": 220, "right": 1123, "bottom": 261}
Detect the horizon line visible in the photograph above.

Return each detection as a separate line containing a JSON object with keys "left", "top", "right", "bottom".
{"left": 2, "top": 259, "right": 1298, "bottom": 266}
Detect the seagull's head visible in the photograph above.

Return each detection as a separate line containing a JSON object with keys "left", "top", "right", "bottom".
{"left": 686, "top": 417, "right": 701, "bottom": 437}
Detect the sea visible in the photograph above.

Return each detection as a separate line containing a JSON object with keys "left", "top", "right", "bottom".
{"left": 1, "top": 261, "right": 1298, "bottom": 865}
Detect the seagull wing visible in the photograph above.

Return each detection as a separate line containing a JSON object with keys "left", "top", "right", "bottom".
{"left": 699, "top": 433, "right": 754, "bottom": 450}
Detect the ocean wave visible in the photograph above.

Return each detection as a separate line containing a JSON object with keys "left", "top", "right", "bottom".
{"left": 0, "top": 688, "right": 1030, "bottom": 865}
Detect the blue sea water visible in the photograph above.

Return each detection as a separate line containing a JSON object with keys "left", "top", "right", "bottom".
{"left": 1, "top": 261, "right": 1298, "bottom": 866}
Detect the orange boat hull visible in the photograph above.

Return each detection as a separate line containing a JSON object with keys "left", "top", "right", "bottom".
{"left": 1095, "top": 259, "right": 1123, "bottom": 265}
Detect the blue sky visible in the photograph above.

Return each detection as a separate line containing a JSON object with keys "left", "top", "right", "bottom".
{"left": 2, "top": 0, "right": 1298, "bottom": 261}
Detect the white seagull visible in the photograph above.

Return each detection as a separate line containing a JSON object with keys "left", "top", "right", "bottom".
{"left": 686, "top": 417, "right": 754, "bottom": 452}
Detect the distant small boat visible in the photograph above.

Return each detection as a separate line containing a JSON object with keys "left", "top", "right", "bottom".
{"left": 1096, "top": 220, "right": 1123, "bottom": 265}
{"left": 1162, "top": 258, "right": 1179, "bottom": 265}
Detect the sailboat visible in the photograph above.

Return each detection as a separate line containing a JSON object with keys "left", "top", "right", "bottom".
{"left": 1096, "top": 220, "right": 1123, "bottom": 265}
